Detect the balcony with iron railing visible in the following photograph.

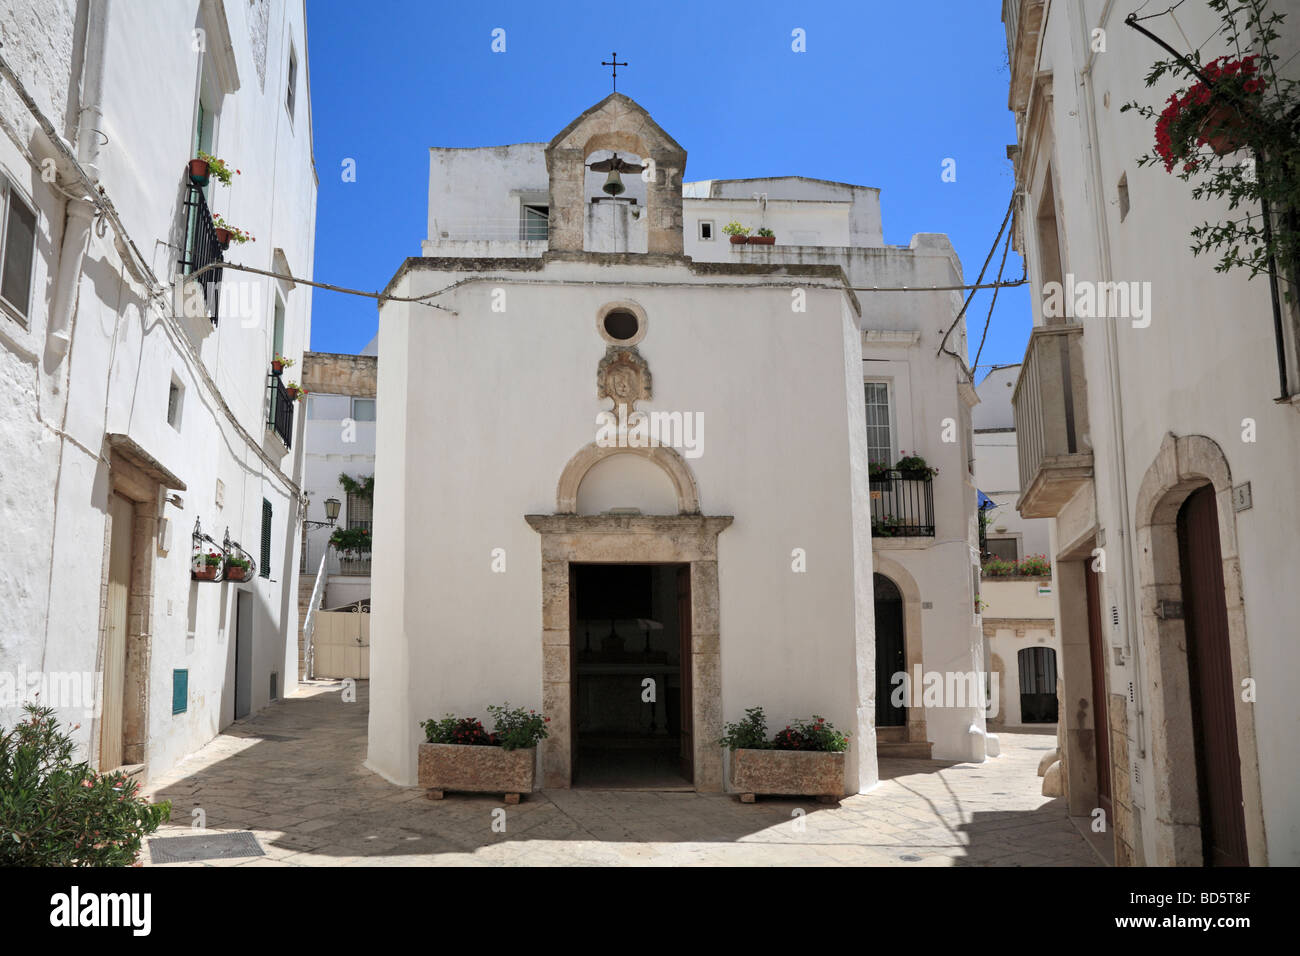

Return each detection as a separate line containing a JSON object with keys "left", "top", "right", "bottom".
{"left": 301, "top": 538, "right": 371, "bottom": 577}
{"left": 1012, "top": 325, "right": 1093, "bottom": 518}
{"left": 869, "top": 472, "right": 936, "bottom": 539}
{"left": 267, "top": 373, "right": 294, "bottom": 448}
{"left": 178, "top": 181, "right": 224, "bottom": 322}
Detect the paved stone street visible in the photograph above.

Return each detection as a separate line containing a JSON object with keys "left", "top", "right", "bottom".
{"left": 141, "top": 682, "right": 1102, "bottom": 866}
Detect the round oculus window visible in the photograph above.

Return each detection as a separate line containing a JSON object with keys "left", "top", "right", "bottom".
{"left": 602, "top": 309, "right": 640, "bottom": 341}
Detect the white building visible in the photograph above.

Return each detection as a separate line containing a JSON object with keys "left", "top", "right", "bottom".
{"left": 973, "top": 364, "right": 1059, "bottom": 731}
{"left": 300, "top": 336, "right": 378, "bottom": 613}
{"left": 367, "top": 94, "right": 986, "bottom": 795}
{"left": 0, "top": 0, "right": 317, "bottom": 780}
{"left": 1002, "top": 0, "right": 1300, "bottom": 865}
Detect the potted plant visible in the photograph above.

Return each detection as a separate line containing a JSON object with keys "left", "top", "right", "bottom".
{"left": 188, "top": 156, "right": 210, "bottom": 186}
{"left": 1149, "top": 56, "right": 1267, "bottom": 170}
{"left": 192, "top": 550, "right": 223, "bottom": 581}
{"left": 894, "top": 451, "right": 938, "bottom": 480}
{"left": 191, "top": 150, "right": 238, "bottom": 187}
{"left": 723, "top": 221, "right": 751, "bottom": 245}
{"left": 750, "top": 227, "right": 776, "bottom": 245}
{"left": 417, "top": 703, "right": 549, "bottom": 803}
{"left": 270, "top": 353, "right": 294, "bottom": 375}
{"left": 212, "top": 217, "right": 254, "bottom": 249}
{"left": 720, "top": 706, "right": 848, "bottom": 803}
{"left": 284, "top": 381, "right": 306, "bottom": 402}
{"left": 872, "top": 514, "right": 904, "bottom": 538}
{"left": 329, "top": 525, "right": 371, "bottom": 573}
{"left": 224, "top": 554, "right": 251, "bottom": 582}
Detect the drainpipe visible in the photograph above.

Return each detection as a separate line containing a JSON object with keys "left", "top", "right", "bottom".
{"left": 48, "top": 0, "right": 110, "bottom": 354}
{"left": 1077, "top": 0, "right": 1147, "bottom": 758}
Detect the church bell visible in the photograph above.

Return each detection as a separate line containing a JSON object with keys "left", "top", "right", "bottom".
{"left": 602, "top": 168, "right": 625, "bottom": 196}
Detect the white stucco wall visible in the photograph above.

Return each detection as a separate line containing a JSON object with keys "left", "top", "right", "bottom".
{"left": 0, "top": 0, "right": 316, "bottom": 779}
{"left": 1014, "top": 0, "right": 1300, "bottom": 863}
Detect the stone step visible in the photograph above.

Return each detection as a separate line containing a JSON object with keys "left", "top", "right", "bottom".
{"left": 877, "top": 741, "right": 934, "bottom": 759}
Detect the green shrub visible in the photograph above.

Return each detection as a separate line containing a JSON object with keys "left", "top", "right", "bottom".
{"left": 0, "top": 704, "right": 170, "bottom": 866}
{"left": 421, "top": 704, "right": 550, "bottom": 750}
{"left": 486, "top": 703, "right": 549, "bottom": 751}
{"left": 719, "top": 706, "right": 770, "bottom": 750}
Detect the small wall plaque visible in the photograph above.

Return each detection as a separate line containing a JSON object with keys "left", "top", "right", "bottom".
{"left": 1232, "top": 482, "right": 1252, "bottom": 512}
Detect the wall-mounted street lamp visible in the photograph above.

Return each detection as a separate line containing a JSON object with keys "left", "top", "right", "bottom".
{"left": 303, "top": 496, "right": 341, "bottom": 531}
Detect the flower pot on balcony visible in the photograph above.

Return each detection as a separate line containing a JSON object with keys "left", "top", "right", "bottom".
{"left": 214, "top": 227, "right": 233, "bottom": 249}
{"left": 192, "top": 565, "right": 219, "bottom": 581}
{"left": 285, "top": 385, "right": 301, "bottom": 401}
{"left": 749, "top": 235, "right": 775, "bottom": 245}
{"left": 417, "top": 742, "right": 536, "bottom": 804}
{"left": 1198, "top": 102, "right": 1248, "bottom": 156}
{"left": 271, "top": 359, "right": 285, "bottom": 375}
{"left": 730, "top": 748, "right": 845, "bottom": 803}
{"left": 729, "top": 234, "right": 748, "bottom": 245}
{"left": 188, "top": 158, "right": 210, "bottom": 186}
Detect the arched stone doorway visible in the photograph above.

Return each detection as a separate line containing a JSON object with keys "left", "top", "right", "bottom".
{"left": 870, "top": 557, "right": 929, "bottom": 755}
{"left": 874, "top": 574, "right": 906, "bottom": 728}
{"left": 1135, "top": 433, "right": 1266, "bottom": 865}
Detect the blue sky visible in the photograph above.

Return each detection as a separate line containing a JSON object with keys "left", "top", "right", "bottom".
{"left": 305, "top": 0, "right": 1029, "bottom": 378}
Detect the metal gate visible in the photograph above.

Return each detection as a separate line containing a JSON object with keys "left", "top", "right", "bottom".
{"left": 312, "top": 604, "right": 370, "bottom": 679}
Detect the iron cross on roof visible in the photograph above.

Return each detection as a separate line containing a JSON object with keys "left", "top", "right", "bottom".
{"left": 601, "top": 52, "right": 627, "bottom": 92}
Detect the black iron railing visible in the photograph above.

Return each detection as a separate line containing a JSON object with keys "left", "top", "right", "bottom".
{"left": 178, "top": 181, "right": 223, "bottom": 322}
{"left": 267, "top": 374, "right": 294, "bottom": 448}
{"left": 869, "top": 471, "right": 936, "bottom": 537}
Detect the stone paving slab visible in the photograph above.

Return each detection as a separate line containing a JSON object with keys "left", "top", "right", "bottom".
{"left": 142, "top": 682, "right": 1101, "bottom": 867}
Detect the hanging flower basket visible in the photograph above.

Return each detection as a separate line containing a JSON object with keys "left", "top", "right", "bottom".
{"left": 1151, "top": 55, "right": 1266, "bottom": 173}
{"left": 214, "top": 227, "right": 232, "bottom": 248}
{"left": 188, "top": 158, "right": 210, "bottom": 186}
{"left": 1197, "top": 102, "right": 1249, "bottom": 156}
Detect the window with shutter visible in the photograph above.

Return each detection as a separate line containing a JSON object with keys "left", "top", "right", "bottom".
{"left": 260, "top": 499, "right": 272, "bottom": 578}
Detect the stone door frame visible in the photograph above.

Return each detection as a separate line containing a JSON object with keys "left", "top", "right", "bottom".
{"left": 1134, "top": 433, "right": 1266, "bottom": 866}
{"left": 525, "top": 514, "right": 732, "bottom": 791}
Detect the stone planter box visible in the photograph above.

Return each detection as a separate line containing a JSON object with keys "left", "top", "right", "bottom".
{"left": 729, "top": 748, "right": 845, "bottom": 803}
{"left": 417, "top": 742, "right": 536, "bottom": 804}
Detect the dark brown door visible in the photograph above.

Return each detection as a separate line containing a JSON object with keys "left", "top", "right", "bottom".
{"left": 569, "top": 564, "right": 580, "bottom": 784}
{"left": 874, "top": 574, "right": 906, "bottom": 727}
{"left": 1084, "top": 564, "right": 1113, "bottom": 820}
{"left": 676, "top": 564, "right": 693, "bottom": 784}
{"left": 1177, "top": 485, "right": 1249, "bottom": 867}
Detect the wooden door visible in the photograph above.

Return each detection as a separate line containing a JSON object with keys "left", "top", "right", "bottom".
{"left": 568, "top": 564, "right": 580, "bottom": 784}
{"left": 873, "top": 574, "right": 906, "bottom": 727}
{"left": 1177, "top": 485, "right": 1249, "bottom": 867}
{"left": 234, "top": 592, "right": 252, "bottom": 719}
{"left": 676, "top": 564, "right": 693, "bottom": 784}
{"left": 1084, "top": 564, "right": 1112, "bottom": 819}
{"left": 100, "top": 494, "right": 133, "bottom": 769}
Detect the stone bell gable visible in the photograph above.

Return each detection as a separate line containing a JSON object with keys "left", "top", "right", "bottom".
{"left": 544, "top": 93, "right": 687, "bottom": 255}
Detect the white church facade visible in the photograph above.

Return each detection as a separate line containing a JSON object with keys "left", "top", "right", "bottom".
{"left": 366, "top": 94, "right": 986, "bottom": 794}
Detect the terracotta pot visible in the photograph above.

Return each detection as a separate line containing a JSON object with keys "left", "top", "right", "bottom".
{"left": 1198, "top": 102, "right": 1248, "bottom": 156}
{"left": 225, "top": 566, "right": 247, "bottom": 582}
{"left": 729, "top": 234, "right": 749, "bottom": 245}
{"left": 193, "top": 565, "right": 219, "bottom": 581}
{"left": 271, "top": 360, "right": 284, "bottom": 375}
{"left": 749, "top": 235, "right": 775, "bottom": 245}
{"left": 285, "top": 387, "right": 301, "bottom": 401}
{"left": 730, "top": 748, "right": 846, "bottom": 802}
{"left": 214, "top": 227, "right": 232, "bottom": 248}
{"left": 418, "top": 742, "right": 536, "bottom": 803}
{"left": 188, "top": 158, "right": 210, "bottom": 185}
